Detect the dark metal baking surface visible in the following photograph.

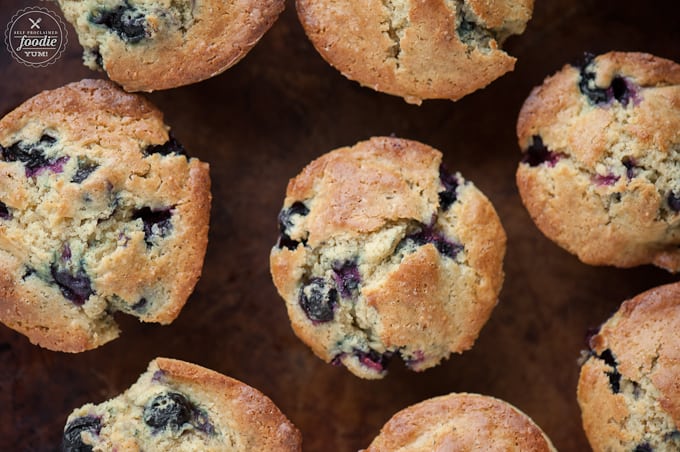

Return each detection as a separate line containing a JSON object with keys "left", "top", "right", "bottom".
{"left": 1, "top": 0, "right": 679, "bottom": 450}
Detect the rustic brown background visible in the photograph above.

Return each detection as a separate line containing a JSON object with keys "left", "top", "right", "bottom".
{"left": 1, "top": 0, "right": 680, "bottom": 450}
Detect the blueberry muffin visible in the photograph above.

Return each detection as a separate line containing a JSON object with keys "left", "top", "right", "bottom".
{"left": 296, "top": 0, "right": 533, "bottom": 104}
{"left": 57, "top": 0, "right": 284, "bottom": 92}
{"left": 363, "top": 393, "right": 557, "bottom": 451}
{"left": 578, "top": 282, "right": 680, "bottom": 452}
{"left": 269, "top": 137, "right": 506, "bottom": 379}
{"left": 62, "top": 357, "right": 302, "bottom": 451}
{"left": 0, "top": 79, "right": 211, "bottom": 352}
{"left": 516, "top": 51, "right": 680, "bottom": 271}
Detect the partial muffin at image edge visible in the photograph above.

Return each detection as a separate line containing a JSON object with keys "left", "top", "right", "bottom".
{"left": 0, "top": 79, "right": 211, "bottom": 352}
{"left": 296, "top": 0, "right": 534, "bottom": 104}
{"left": 270, "top": 136, "right": 506, "bottom": 379}
{"left": 62, "top": 357, "right": 302, "bottom": 451}
{"left": 516, "top": 51, "right": 680, "bottom": 271}
{"left": 363, "top": 392, "right": 557, "bottom": 451}
{"left": 578, "top": 282, "right": 680, "bottom": 452}
{"left": 57, "top": 0, "right": 285, "bottom": 92}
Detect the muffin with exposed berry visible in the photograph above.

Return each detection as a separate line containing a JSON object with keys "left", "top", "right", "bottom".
{"left": 270, "top": 137, "right": 506, "bottom": 379}
{"left": 516, "top": 51, "right": 680, "bottom": 271}
{"left": 57, "top": 0, "right": 284, "bottom": 91}
{"left": 0, "top": 79, "right": 211, "bottom": 352}
{"left": 363, "top": 393, "right": 556, "bottom": 451}
{"left": 578, "top": 282, "right": 680, "bottom": 452}
{"left": 296, "top": 0, "right": 534, "bottom": 104}
{"left": 62, "top": 358, "right": 301, "bottom": 451}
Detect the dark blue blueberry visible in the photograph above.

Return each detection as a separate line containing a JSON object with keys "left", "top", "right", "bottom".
{"left": 143, "top": 392, "right": 194, "bottom": 432}
{"left": 355, "top": 349, "right": 393, "bottom": 372}
{"left": 72, "top": 159, "right": 99, "bottom": 183}
{"left": 668, "top": 192, "right": 680, "bottom": 212}
{"left": 578, "top": 54, "right": 638, "bottom": 106}
{"left": 622, "top": 156, "right": 637, "bottom": 179}
{"left": 22, "top": 267, "right": 35, "bottom": 280}
{"left": 132, "top": 207, "right": 173, "bottom": 245}
{"left": 332, "top": 261, "right": 361, "bottom": 298}
{"left": 62, "top": 415, "right": 101, "bottom": 452}
{"left": 521, "top": 135, "right": 561, "bottom": 167}
{"left": 401, "top": 224, "right": 463, "bottom": 260}
{"left": 438, "top": 166, "right": 459, "bottom": 211}
{"left": 299, "top": 278, "right": 337, "bottom": 322}
{"left": 277, "top": 202, "right": 309, "bottom": 250}
{"left": 90, "top": 2, "right": 147, "bottom": 43}
{"left": 51, "top": 264, "right": 93, "bottom": 306}
{"left": 599, "top": 349, "right": 621, "bottom": 394}
{"left": 0, "top": 201, "right": 10, "bottom": 220}
{"left": 0, "top": 134, "right": 66, "bottom": 177}
{"left": 634, "top": 443, "right": 653, "bottom": 452}
{"left": 145, "top": 134, "right": 188, "bottom": 157}
{"left": 131, "top": 297, "right": 148, "bottom": 311}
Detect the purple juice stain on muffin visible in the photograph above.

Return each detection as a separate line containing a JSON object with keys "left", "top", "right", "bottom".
{"left": 577, "top": 53, "right": 641, "bottom": 106}
{"left": 332, "top": 261, "right": 361, "bottom": 298}
{"left": 0, "top": 201, "right": 10, "bottom": 220}
{"left": 62, "top": 415, "right": 101, "bottom": 452}
{"left": 50, "top": 263, "right": 94, "bottom": 306}
{"left": 438, "top": 165, "right": 459, "bottom": 210}
{"left": 144, "top": 134, "right": 188, "bottom": 157}
{"left": 404, "top": 350, "right": 425, "bottom": 369}
{"left": 89, "top": 1, "right": 148, "bottom": 43}
{"left": 593, "top": 173, "right": 620, "bottom": 186}
{"left": 277, "top": 201, "right": 309, "bottom": 250}
{"left": 299, "top": 278, "right": 337, "bottom": 323}
{"left": 521, "top": 135, "right": 562, "bottom": 167}
{"left": 132, "top": 207, "right": 173, "bottom": 245}
{"left": 402, "top": 223, "right": 463, "bottom": 260}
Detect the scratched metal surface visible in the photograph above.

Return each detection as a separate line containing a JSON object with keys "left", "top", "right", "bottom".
{"left": 1, "top": 0, "right": 679, "bottom": 450}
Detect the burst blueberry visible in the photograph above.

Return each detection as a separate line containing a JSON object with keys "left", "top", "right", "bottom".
{"left": 598, "top": 349, "right": 621, "bottom": 394}
{"left": 402, "top": 224, "right": 462, "bottom": 259}
{"left": 299, "top": 278, "right": 337, "bottom": 322}
{"left": 0, "top": 201, "right": 10, "bottom": 220}
{"left": 143, "top": 392, "right": 194, "bottom": 432}
{"left": 62, "top": 415, "right": 101, "bottom": 452}
{"left": 51, "top": 264, "right": 94, "bottom": 306}
{"left": 521, "top": 135, "right": 561, "bottom": 167}
{"left": 577, "top": 54, "right": 639, "bottom": 106}
{"left": 332, "top": 261, "right": 361, "bottom": 298}
{"left": 668, "top": 192, "right": 680, "bottom": 212}
{"left": 72, "top": 159, "right": 99, "bottom": 183}
{"left": 355, "top": 349, "right": 393, "bottom": 372}
{"left": 132, "top": 207, "right": 173, "bottom": 245}
{"left": 145, "top": 135, "right": 188, "bottom": 157}
{"left": 90, "top": 2, "right": 148, "bottom": 43}
{"left": 277, "top": 202, "right": 309, "bottom": 250}
{"left": 438, "top": 166, "right": 459, "bottom": 210}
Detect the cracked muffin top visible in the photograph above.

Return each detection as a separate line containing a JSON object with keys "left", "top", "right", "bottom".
{"left": 62, "top": 357, "right": 302, "bottom": 451}
{"left": 516, "top": 51, "right": 680, "bottom": 271}
{"left": 270, "top": 137, "right": 506, "bottom": 379}
{"left": 578, "top": 282, "right": 680, "bottom": 452}
{"left": 363, "top": 393, "right": 556, "bottom": 451}
{"left": 57, "top": 0, "right": 285, "bottom": 91}
{"left": 296, "top": 0, "right": 534, "bottom": 104}
{"left": 0, "top": 79, "right": 211, "bottom": 352}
